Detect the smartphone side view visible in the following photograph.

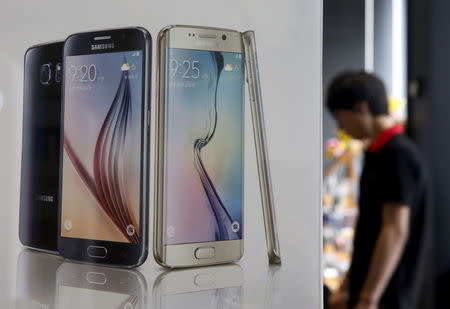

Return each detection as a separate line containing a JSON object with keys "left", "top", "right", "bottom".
{"left": 19, "top": 41, "right": 63, "bottom": 253}
{"left": 58, "top": 27, "right": 151, "bottom": 268}
{"left": 242, "top": 31, "right": 281, "bottom": 264}
{"left": 154, "top": 25, "right": 245, "bottom": 268}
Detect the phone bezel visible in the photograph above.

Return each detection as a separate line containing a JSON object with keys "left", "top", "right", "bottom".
{"left": 58, "top": 27, "right": 151, "bottom": 268}
{"left": 154, "top": 25, "right": 244, "bottom": 268}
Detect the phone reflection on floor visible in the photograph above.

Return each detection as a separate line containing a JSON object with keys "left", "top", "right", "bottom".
{"left": 152, "top": 264, "right": 243, "bottom": 309}
{"left": 264, "top": 265, "right": 281, "bottom": 309}
{"left": 16, "top": 249, "right": 63, "bottom": 309}
{"left": 55, "top": 261, "right": 147, "bottom": 309}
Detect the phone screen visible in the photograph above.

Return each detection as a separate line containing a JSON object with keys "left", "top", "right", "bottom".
{"left": 163, "top": 48, "right": 244, "bottom": 245}
{"left": 61, "top": 50, "right": 143, "bottom": 243}
{"left": 58, "top": 286, "right": 140, "bottom": 308}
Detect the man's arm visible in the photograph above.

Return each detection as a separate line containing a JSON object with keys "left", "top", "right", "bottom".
{"left": 357, "top": 203, "right": 410, "bottom": 306}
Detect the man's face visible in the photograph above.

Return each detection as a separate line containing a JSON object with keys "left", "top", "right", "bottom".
{"left": 333, "top": 103, "right": 373, "bottom": 140}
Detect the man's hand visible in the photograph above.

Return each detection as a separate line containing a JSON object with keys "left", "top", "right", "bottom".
{"left": 329, "top": 289, "right": 349, "bottom": 309}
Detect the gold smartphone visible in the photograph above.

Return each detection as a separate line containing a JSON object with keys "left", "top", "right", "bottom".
{"left": 154, "top": 25, "right": 245, "bottom": 268}
{"left": 242, "top": 31, "right": 281, "bottom": 264}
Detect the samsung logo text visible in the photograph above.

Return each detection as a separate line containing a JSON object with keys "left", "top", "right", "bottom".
{"left": 91, "top": 43, "right": 115, "bottom": 50}
{"left": 35, "top": 194, "right": 54, "bottom": 203}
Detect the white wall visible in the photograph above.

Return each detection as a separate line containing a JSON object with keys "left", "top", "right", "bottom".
{"left": 0, "top": 1, "right": 322, "bottom": 307}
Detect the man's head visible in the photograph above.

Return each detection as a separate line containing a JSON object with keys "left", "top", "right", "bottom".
{"left": 326, "top": 71, "right": 389, "bottom": 140}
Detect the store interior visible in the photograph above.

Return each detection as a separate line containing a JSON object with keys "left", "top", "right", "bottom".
{"left": 322, "top": 0, "right": 450, "bottom": 306}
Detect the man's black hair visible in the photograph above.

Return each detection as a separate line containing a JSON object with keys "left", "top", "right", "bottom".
{"left": 326, "top": 71, "right": 389, "bottom": 116}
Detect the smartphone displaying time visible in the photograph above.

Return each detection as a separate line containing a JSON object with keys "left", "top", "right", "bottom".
{"left": 59, "top": 28, "right": 151, "bottom": 267}
{"left": 154, "top": 25, "right": 244, "bottom": 268}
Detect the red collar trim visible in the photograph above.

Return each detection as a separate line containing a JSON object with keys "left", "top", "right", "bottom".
{"left": 367, "top": 124, "right": 404, "bottom": 152}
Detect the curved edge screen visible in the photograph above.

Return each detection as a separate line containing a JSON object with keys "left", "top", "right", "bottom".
{"left": 163, "top": 48, "right": 244, "bottom": 245}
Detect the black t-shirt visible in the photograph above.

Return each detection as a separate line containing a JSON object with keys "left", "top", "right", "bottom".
{"left": 348, "top": 134, "right": 431, "bottom": 309}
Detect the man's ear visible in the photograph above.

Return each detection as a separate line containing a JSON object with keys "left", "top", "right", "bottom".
{"left": 354, "top": 100, "right": 370, "bottom": 114}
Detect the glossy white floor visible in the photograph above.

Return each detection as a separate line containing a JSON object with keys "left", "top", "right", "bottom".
{"left": 11, "top": 249, "right": 292, "bottom": 309}
{"left": 0, "top": 1, "right": 322, "bottom": 308}
{"left": 3, "top": 203, "right": 322, "bottom": 309}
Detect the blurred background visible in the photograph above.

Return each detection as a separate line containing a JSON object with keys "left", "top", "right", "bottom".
{"left": 322, "top": 0, "right": 450, "bottom": 306}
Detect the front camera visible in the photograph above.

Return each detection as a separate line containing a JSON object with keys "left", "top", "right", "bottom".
{"left": 222, "top": 34, "right": 227, "bottom": 40}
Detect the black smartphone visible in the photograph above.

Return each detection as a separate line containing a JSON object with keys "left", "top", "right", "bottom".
{"left": 55, "top": 262, "right": 147, "bottom": 308}
{"left": 19, "top": 41, "right": 63, "bottom": 252}
{"left": 58, "top": 28, "right": 151, "bottom": 267}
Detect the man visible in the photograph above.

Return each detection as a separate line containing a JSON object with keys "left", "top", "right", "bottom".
{"left": 326, "top": 72, "right": 431, "bottom": 309}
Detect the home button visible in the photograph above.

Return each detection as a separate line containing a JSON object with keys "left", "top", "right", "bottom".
{"left": 87, "top": 246, "right": 107, "bottom": 258}
{"left": 194, "top": 247, "right": 215, "bottom": 259}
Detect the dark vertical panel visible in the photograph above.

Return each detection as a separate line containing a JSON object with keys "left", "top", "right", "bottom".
{"left": 407, "top": 0, "right": 430, "bottom": 141}
{"left": 410, "top": 0, "right": 450, "bottom": 275}
{"left": 428, "top": 0, "right": 450, "bottom": 274}
{"left": 409, "top": 0, "right": 449, "bottom": 305}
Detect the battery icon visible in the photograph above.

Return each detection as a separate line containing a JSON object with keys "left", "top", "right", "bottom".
{"left": 224, "top": 64, "right": 234, "bottom": 71}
